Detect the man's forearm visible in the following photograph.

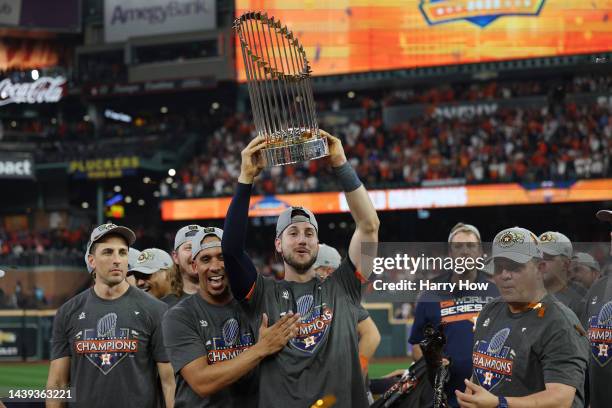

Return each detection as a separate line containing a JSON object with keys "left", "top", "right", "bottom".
{"left": 344, "top": 185, "right": 380, "bottom": 233}
{"left": 221, "top": 182, "right": 258, "bottom": 299}
{"left": 187, "top": 345, "right": 266, "bottom": 397}
{"left": 157, "top": 363, "right": 175, "bottom": 408}
{"left": 506, "top": 390, "right": 574, "bottom": 408}
{"left": 358, "top": 318, "right": 381, "bottom": 359}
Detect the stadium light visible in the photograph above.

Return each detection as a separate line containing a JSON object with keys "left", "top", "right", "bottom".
{"left": 347, "top": 91, "right": 355, "bottom": 99}
{"left": 160, "top": 106, "right": 168, "bottom": 114}
{"left": 137, "top": 199, "right": 145, "bottom": 206}
{"left": 83, "top": 115, "right": 90, "bottom": 122}
{"left": 153, "top": 191, "right": 160, "bottom": 198}
{"left": 81, "top": 202, "right": 89, "bottom": 209}
{"left": 125, "top": 196, "right": 132, "bottom": 204}
{"left": 143, "top": 176, "right": 151, "bottom": 184}
{"left": 31, "top": 70, "right": 39, "bottom": 80}
{"left": 165, "top": 177, "right": 173, "bottom": 184}
{"left": 168, "top": 168, "right": 176, "bottom": 176}
{"left": 211, "top": 102, "right": 220, "bottom": 110}
{"left": 113, "top": 185, "right": 121, "bottom": 193}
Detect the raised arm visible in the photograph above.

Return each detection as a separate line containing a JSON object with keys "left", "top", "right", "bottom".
{"left": 221, "top": 136, "right": 266, "bottom": 300}
{"left": 322, "top": 130, "right": 380, "bottom": 279}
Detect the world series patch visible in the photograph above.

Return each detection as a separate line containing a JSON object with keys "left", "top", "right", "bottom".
{"left": 473, "top": 328, "right": 515, "bottom": 391}
{"left": 207, "top": 318, "right": 254, "bottom": 364}
{"left": 74, "top": 312, "right": 138, "bottom": 375}
{"left": 588, "top": 301, "right": 612, "bottom": 367}
{"left": 290, "top": 294, "right": 333, "bottom": 354}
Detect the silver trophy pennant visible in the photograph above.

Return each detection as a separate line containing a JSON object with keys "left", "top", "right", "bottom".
{"left": 234, "top": 11, "right": 329, "bottom": 167}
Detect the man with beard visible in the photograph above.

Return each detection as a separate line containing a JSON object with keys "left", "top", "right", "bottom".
{"left": 539, "top": 231, "right": 586, "bottom": 317}
{"left": 162, "top": 227, "right": 300, "bottom": 407}
{"left": 570, "top": 252, "right": 601, "bottom": 291}
{"left": 222, "top": 132, "right": 380, "bottom": 408}
{"left": 129, "top": 248, "right": 180, "bottom": 307}
{"left": 580, "top": 210, "right": 612, "bottom": 408}
{"left": 171, "top": 225, "right": 203, "bottom": 298}
{"left": 457, "top": 227, "right": 589, "bottom": 408}
{"left": 46, "top": 223, "right": 174, "bottom": 408}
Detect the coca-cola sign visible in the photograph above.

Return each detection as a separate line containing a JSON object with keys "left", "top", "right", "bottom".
{"left": 0, "top": 76, "right": 66, "bottom": 106}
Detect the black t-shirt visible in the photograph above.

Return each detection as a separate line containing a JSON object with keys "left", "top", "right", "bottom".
{"left": 162, "top": 294, "right": 258, "bottom": 408}
{"left": 472, "top": 294, "right": 589, "bottom": 408}
{"left": 244, "top": 258, "right": 368, "bottom": 408}
{"left": 581, "top": 275, "right": 612, "bottom": 408}
{"left": 50, "top": 286, "right": 169, "bottom": 408}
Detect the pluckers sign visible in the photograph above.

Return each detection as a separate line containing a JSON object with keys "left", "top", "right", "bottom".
{"left": 68, "top": 156, "right": 140, "bottom": 179}
{"left": 0, "top": 76, "right": 65, "bottom": 106}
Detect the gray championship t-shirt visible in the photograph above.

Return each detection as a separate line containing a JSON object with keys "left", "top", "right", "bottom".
{"left": 471, "top": 294, "right": 589, "bottom": 408}
{"left": 162, "top": 294, "right": 258, "bottom": 408}
{"left": 553, "top": 282, "right": 587, "bottom": 318}
{"left": 581, "top": 275, "right": 612, "bottom": 408}
{"left": 245, "top": 258, "right": 367, "bottom": 408}
{"left": 50, "top": 286, "right": 169, "bottom": 408}
{"left": 160, "top": 293, "right": 181, "bottom": 309}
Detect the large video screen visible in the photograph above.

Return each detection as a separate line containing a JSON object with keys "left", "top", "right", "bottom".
{"left": 235, "top": 0, "right": 612, "bottom": 80}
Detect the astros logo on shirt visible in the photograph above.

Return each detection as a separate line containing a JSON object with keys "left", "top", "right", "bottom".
{"left": 290, "top": 294, "right": 333, "bottom": 354}
{"left": 473, "top": 328, "right": 514, "bottom": 391}
{"left": 74, "top": 312, "right": 138, "bottom": 375}
{"left": 207, "top": 318, "right": 254, "bottom": 364}
{"left": 587, "top": 301, "right": 612, "bottom": 367}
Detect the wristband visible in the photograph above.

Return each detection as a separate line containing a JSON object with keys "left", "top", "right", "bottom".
{"left": 359, "top": 354, "right": 369, "bottom": 371}
{"left": 333, "top": 161, "right": 362, "bottom": 192}
{"left": 498, "top": 396, "right": 508, "bottom": 408}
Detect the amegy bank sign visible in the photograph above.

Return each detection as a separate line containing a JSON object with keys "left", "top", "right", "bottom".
{"left": 0, "top": 76, "right": 65, "bottom": 106}
{"left": 104, "top": 0, "right": 216, "bottom": 43}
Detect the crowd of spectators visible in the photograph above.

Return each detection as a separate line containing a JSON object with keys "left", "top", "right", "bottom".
{"left": 166, "top": 99, "right": 611, "bottom": 198}
{"left": 0, "top": 227, "right": 88, "bottom": 268}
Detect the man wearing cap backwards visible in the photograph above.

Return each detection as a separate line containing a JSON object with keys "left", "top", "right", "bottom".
{"left": 313, "top": 243, "right": 381, "bottom": 381}
{"left": 456, "top": 227, "right": 589, "bottom": 408}
{"left": 570, "top": 252, "right": 601, "bottom": 291}
{"left": 408, "top": 222, "right": 499, "bottom": 408}
{"left": 222, "top": 133, "right": 380, "bottom": 408}
{"left": 171, "top": 225, "right": 204, "bottom": 298}
{"left": 162, "top": 227, "right": 300, "bottom": 408}
{"left": 539, "top": 231, "right": 586, "bottom": 317}
{"left": 46, "top": 223, "right": 175, "bottom": 408}
{"left": 129, "top": 248, "right": 180, "bottom": 307}
{"left": 580, "top": 210, "right": 612, "bottom": 408}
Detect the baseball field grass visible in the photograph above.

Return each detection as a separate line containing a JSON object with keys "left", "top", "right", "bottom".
{"left": 0, "top": 358, "right": 412, "bottom": 390}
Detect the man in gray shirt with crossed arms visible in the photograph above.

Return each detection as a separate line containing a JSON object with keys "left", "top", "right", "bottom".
{"left": 456, "top": 226, "right": 589, "bottom": 408}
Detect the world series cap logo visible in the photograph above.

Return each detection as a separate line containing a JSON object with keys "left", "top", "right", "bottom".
{"left": 587, "top": 301, "right": 612, "bottom": 367}
{"left": 419, "top": 0, "right": 546, "bottom": 28}
{"left": 497, "top": 231, "right": 524, "bottom": 248}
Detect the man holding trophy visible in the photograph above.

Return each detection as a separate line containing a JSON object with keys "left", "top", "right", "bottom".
{"left": 221, "top": 13, "right": 380, "bottom": 407}
{"left": 222, "top": 131, "right": 379, "bottom": 408}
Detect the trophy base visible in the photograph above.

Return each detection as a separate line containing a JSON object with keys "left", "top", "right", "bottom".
{"left": 263, "top": 136, "right": 329, "bottom": 167}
